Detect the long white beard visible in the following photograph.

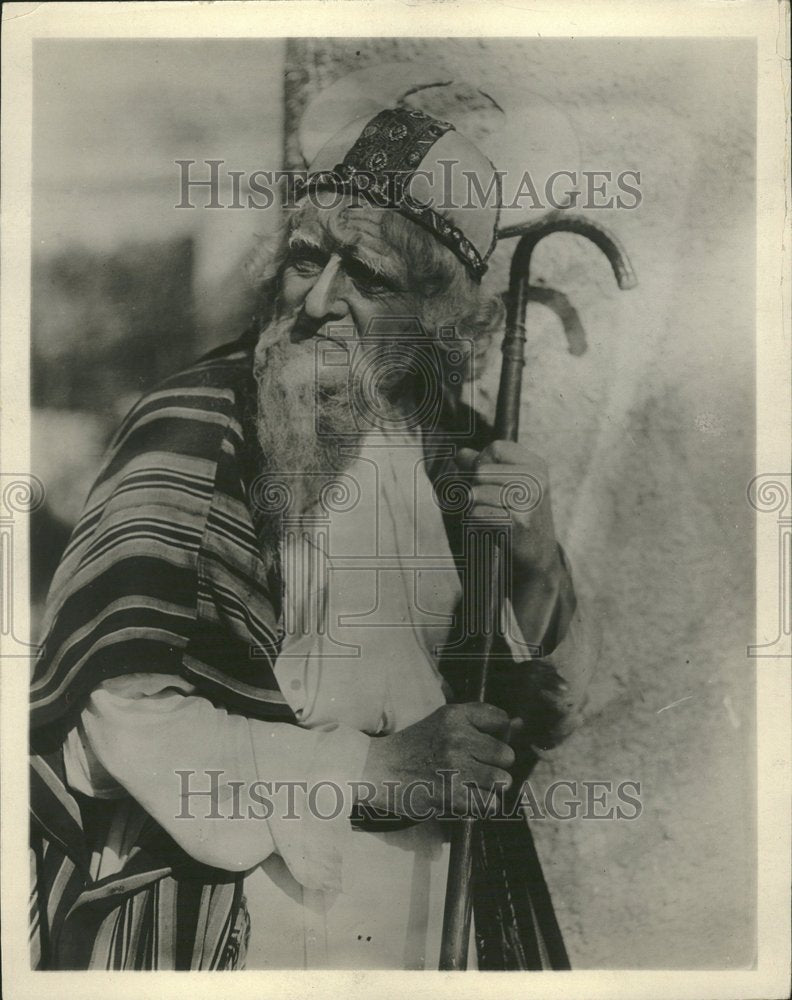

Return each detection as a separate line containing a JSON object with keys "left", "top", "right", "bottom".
{"left": 252, "top": 314, "right": 366, "bottom": 560}
{"left": 252, "top": 310, "right": 431, "bottom": 558}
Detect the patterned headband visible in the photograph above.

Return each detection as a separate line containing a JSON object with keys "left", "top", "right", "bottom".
{"left": 297, "top": 107, "right": 495, "bottom": 280}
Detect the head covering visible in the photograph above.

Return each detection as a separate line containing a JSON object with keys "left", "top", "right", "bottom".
{"left": 296, "top": 105, "right": 502, "bottom": 281}
{"left": 295, "top": 64, "right": 583, "bottom": 266}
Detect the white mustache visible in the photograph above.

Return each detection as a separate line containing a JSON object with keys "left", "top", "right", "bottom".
{"left": 255, "top": 309, "right": 302, "bottom": 353}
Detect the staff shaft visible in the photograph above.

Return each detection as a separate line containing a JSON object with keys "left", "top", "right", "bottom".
{"left": 439, "top": 212, "right": 636, "bottom": 971}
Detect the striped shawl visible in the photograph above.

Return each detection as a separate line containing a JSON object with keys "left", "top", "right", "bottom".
{"left": 29, "top": 331, "right": 569, "bottom": 970}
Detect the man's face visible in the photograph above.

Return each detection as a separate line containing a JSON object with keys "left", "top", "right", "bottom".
{"left": 253, "top": 200, "right": 430, "bottom": 527}
{"left": 277, "top": 199, "right": 417, "bottom": 355}
{"left": 253, "top": 197, "right": 479, "bottom": 529}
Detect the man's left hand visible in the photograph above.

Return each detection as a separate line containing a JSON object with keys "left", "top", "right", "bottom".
{"left": 456, "top": 440, "right": 562, "bottom": 580}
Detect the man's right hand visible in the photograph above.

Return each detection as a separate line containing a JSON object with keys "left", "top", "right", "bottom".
{"left": 359, "top": 703, "right": 523, "bottom": 819}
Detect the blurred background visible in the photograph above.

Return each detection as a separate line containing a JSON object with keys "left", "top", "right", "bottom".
{"left": 31, "top": 37, "right": 756, "bottom": 969}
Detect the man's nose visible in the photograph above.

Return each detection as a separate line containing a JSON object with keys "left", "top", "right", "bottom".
{"left": 303, "top": 256, "right": 349, "bottom": 323}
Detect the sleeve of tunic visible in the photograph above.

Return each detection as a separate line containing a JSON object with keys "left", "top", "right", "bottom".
{"left": 65, "top": 673, "right": 370, "bottom": 890}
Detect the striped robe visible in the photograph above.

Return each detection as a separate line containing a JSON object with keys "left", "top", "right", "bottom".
{"left": 29, "top": 330, "right": 570, "bottom": 970}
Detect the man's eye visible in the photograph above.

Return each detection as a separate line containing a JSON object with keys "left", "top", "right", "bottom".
{"left": 288, "top": 255, "right": 323, "bottom": 276}
{"left": 352, "top": 275, "right": 390, "bottom": 296}
{"left": 345, "top": 260, "right": 393, "bottom": 296}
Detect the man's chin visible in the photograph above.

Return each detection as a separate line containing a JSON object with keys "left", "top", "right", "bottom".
{"left": 259, "top": 331, "right": 347, "bottom": 396}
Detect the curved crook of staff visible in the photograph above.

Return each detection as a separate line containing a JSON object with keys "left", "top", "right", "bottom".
{"left": 438, "top": 210, "right": 637, "bottom": 972}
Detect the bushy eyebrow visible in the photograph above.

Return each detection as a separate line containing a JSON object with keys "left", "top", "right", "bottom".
{"left": 287, "top": 232, "right": 405, "bottom": 290}
{"left": 341, "top": 246, "right": 399, "bottom": 282}
{"left": 337, "top": 236, "right": 409, "bottom": 287}
{"left": 287, "top": 230, "right": 323, "bottom": 252}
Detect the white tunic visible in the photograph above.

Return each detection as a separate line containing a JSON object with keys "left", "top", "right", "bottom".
{"left": 63, "top": 430, "right": 583, "bottom": 969}
{"left": 245, "top": 433, "right": 468, "bottom": 969}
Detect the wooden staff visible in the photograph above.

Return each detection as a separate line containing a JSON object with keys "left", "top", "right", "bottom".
{"left": 439, "top": 211, "right": 637, "bottom": 971}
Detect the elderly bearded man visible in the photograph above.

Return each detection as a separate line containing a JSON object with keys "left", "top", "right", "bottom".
{"left": 30, "top": 106, "right": 593, "bottom": 971}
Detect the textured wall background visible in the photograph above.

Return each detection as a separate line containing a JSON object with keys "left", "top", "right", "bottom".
{"left": 31, "top": 39, "right": 285, "bottom": 612}
{"left": 282, "top": 38, "right": 756, "bottom": 969}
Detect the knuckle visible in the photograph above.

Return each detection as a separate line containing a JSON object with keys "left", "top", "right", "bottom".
{"left": 440, "top": 705, "right": 459, "bottom": 729}
{"left": 484, "top": 702, "right": 509, "bottom": 724}
{"left": 446, "top": 728, "right": 464, "bottom": 753}
{"left": 480, "top": 767, "right": 498, "bottom": 789}
{"left": 482, "top": 766, "right": 511, "bottom": 791}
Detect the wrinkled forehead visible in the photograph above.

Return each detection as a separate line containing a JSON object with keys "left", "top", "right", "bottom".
{"left": 288, "top": 197, "right": 409, "bottom": 279}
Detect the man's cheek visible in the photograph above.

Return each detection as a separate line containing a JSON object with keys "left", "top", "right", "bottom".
{"left": 279, "top": 273, "right": 313, "bottom": 311}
